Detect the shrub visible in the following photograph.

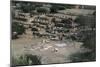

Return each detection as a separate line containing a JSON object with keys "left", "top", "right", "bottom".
{"left": 12, "top": 22, "right": 25, "bottom": 39}
{"left": 50, "top": 6, "right": 58, "bottom": 13}
{"left": 12, "top": 22, "right": 25, "bottom": 35}
{"left": 82, "top": 30, "right": 96, "bottom": 50}
{"left": 75, "top": 15, "right": 96, "bottom": 28}
{"left": 36, "top": 7, "right": 50, "bottom": 13}
{"left": 20, "top": 3, "right": 35, "bottom": 13}
{"left": 69, "top": 51, "right": 96, "bottom": 62}
{"left": 56, "top": 6, "right": 66, "bottom": 10}
{"left": 11, "top": 54, "right": 41, "bottom": 67}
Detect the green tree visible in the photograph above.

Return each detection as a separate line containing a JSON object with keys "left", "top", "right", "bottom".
{"left": 19, "top": 2, "right": 35, "bottom": 13}
{"left": 36, "top": 7, "right": 50, "bottom": 13}
{"left": 12, "top": 22, "right": 25, "bottom": 38}
{"left": 69, "top": 51, "right": 96, "bottom": 62}
{"left": 69, "top": 30, "right": 96, "bottom": 62}
{"left": 75, "top": 15, "right": 96, "bottom": 29}
{"left": 69, "top": 15, "right": 96, "bottom": 62}
{"left": 50, "top": 6, "right": 58, "bottom": 13}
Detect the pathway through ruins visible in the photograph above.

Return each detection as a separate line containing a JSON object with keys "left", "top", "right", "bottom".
{"left": 11, "top": 26, "right": 89, "bottom": 64}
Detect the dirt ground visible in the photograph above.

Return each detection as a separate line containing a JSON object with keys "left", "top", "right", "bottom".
{"left": 11, "top": 28, "right": 89, "bottom": 64}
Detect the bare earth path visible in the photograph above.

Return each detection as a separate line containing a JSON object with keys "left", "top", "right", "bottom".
{"left": 11, "top": 29, "right": 87, "bottom": 64}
